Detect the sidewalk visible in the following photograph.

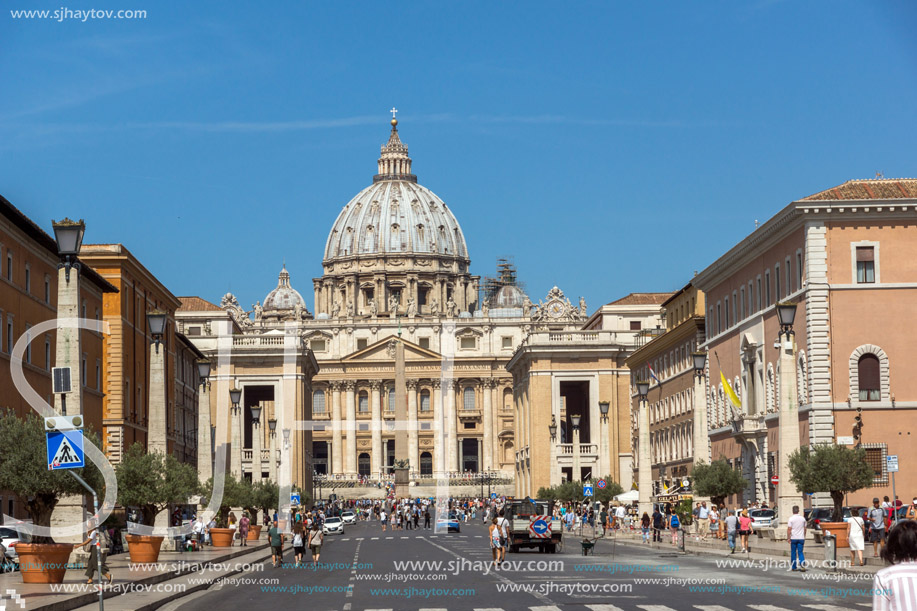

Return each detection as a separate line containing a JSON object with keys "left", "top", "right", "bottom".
{"left": 560, "top": 525, "right": 884, "bottom": 576}
{"left": 0, "top": 541, "right": 271, "bottom": 611}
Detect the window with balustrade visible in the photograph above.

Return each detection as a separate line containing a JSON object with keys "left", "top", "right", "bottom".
{"left": 420, "top": 389, "right": 431, "bottom": 412}
{"left": 313, "top": 389, "right": 326, "bottom": 414}
{"left": 358, "top": 391, "right": 368, "bottom": 413}
{"left": 463, "top": 387, "right": 475, "bottom": 410}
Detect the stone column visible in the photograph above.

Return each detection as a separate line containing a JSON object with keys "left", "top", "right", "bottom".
{"left": 693, "top": 372, "right": 710, "bottom": 465}
{"left": 268, "top": 430, "right": 277, "bottom": 483}
{"left": 482, "top": 380, "right": 493, "bottom": 471}
{"left": 197, "top": 381, "right": 212, "bottom": 482}
{"left": 344, "top": 381, "right": 356, "bottom": 475}
{"left": 445, "top": 381, "right": 457, "bottom": 473}
{"left": 54, "top": 266, "right": 82, "bottom": 416}
{"left": 231, "top": 402, "right": 242, "bottom": 478}
{"left": 432, "top": 380, "right": 443, "bottom": 477}
{"left": 148, "top": 341, "right": 167, "bottom": 454}
{"left": 638, "top": 396, "right": 652, "bottom": 518}
{"left": 252, "top": 416, "right": 263, "bottom": 484}
{"left": 777, "top": 332, "right": 803, "bottom": 532}
{"left": 370, "top": 380, "right": 382, "bottom": 478}
{"left": 331, "top": 382, "right": 343, "bottom": 474}
{"left": 572, "top": 423, "right": 582, "bottom": 482}
{"left": 407, "top": 379, "right": 418, "bottom": 473}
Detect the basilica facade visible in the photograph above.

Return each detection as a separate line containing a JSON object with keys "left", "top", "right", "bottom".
{"left": 177, "top": 118, "right": 588, "bottom": 486}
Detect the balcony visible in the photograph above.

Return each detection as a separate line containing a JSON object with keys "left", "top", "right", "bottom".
{"left": 556, "top": 443, "right": 598, "bottom": 457}
{"left": 520, "top": 329, "right": 629, "bottom": 349}
{"left": 232, "top": 335, "right": 290, "bottom": 349}
{"left": 458, "top": 408, "right": 483, "bottom": 420}
{"left": 241, "top": 448, "right": 272, "bottom": 463}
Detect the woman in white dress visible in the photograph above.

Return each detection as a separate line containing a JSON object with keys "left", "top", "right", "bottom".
{"left": 848, "top": 508, "right": 867, "bottom": 566}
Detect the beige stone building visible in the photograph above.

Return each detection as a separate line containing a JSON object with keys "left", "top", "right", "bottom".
{"left": 507, "top": 293, "right": 669, "bottom": 498}
{"left": 177, "top": 119, "right": 577, "bottom": 487}
{"left": 693, "top": 178, "right": 917, "bottom": 508}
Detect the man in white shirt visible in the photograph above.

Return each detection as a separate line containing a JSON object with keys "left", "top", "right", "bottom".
{"left": 615, "top": 504, "right": 626, "bottom": 531}
{"left": 697, "top": 502, "right": 710, "bottom": 540}
{"left": 787, "top": 505, "right": 807, "bottom": 572}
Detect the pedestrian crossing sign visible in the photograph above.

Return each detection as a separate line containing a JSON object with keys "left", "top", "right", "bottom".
{"left": 46, "top": 429, "right": 85, "bottom": 470}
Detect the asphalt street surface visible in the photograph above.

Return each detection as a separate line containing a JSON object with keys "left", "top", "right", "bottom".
{"left": 173, "top": 519, "right": 875, "bottom": 611}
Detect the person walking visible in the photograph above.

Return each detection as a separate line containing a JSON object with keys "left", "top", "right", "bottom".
{"left": 308, "top": 522, "right": 324, "bottom": 564}
{"left": 497, "top": 509, "right": 510, "bottom": 565}
{"left": 708, "top": 505, "right": 719, "bottom": 541}
{"left": 600, "top": 506, "right": 608, "bottom": 537}
{"left": 641, "top": 512, "right": 651, "bottom": 544}
{"left": 873, "top": 520, "right": 917, "bottom": 611}
{"left": 905, "top": 498, "right": 917, "bottom": 521}
{"left": 292, "top": 524, "right": 305, "bottom": 566}
{"left": 423, "top": 506, "right": 431, "bottom": 529}
{"left": 228, "top": 512, "right": 238, "bottom": 546}
{"left": 615, "top": 504, "right": 626, "bottom": 532}
{"left": 697, "top": 502, "right": 710, "bottom": 540}
{"left": 239, "top": 512, "right": 250, "bottom": 547}
{"left": 380, "top": 509, "right": 387, "bottom": 532}
{"left": 787, "top": 505, "right": 807, "bottom": 571}
{"left": 848, "top": 508, "right": 867, "bottom": 567}
{"left": 870, "top": 497, "right": 888, "bottom": 558}
{"left": 268, "top": 520, "right": 284, "bottom": 568}
{"left": 738, "top": 509, "right": 754, "bottom": 553}
{"left": 80, "top": 521, "right": 112, "bottom": 585}
{"left": 489, "top": 517, "right": 502, "bottom": 568}
{"left": 669, "top": 511, "right": 680, "bottom": 545}
{"left": 652, "top": 507, "right": 663, "bottom": 543}
{"left": 725, "top": 509, "right": 738, "bottom": 554}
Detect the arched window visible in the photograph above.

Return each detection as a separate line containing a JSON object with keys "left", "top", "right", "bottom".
{"left": 387, "top": 386, "right": 395, "bottom": 412}
{"left": 858, "top": 355, "right": 881, "bottom": 401}
{"left": 503, "top": 388, "right": 512, "bottom": 411}
{"left": 503, "top": 441, "right": 514, "bottom": 464}
{"left": 358, "top": 390, "right": 369, "bottom": 413}
{"left": 420, "top": 389, "right": 431, "bottom": 412}
{"left": 420, "top": 451, "right": 433, "bottom": 476}
{"left": 463, "top": 387, "right": 475, "bottom": 410}
{"left": 313, "top": 389, "right": 326, "bottom": 414}
{"left": 358, "top": 453, "right": 371, "bottom": 476}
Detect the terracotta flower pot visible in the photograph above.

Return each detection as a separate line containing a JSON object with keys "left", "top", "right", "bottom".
{"left": 820, "top": 521, "right": 850, "bottom": 548}
{"left": 16, "top": 543, "right": 74, "bottom": 584}
{"left": 126, "top": 534, "right": 164, "bottom": 564}
{"left": 246, "top": 525, "right": 263, "bottom": 541}
{"left": 209, "top": 527, "right": 235, "bottom": 547}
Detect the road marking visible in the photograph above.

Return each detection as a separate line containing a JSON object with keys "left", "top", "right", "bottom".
{"left": 356, "top": 537, "right": 364, "bottom": 540}
{"left": 342, "top": 538, "right": 350, "bottom": 541}
{"left": 748, "top": 606, "right": 796, "bottom": 611}
{"left": 401, "top": 536, "right": 409, "bottom": 539}
{"left": 371, "top": 537, "right": 379, "bottom": 540}
{"left": 418, "top": 609, "right": 448, "bottom": 611}
{"left": 530, "top": 607, "right": 563, "bottom": 611}
{"left": 638, "top": 606, "right": 679, "bottom": 611}
{"left": 695, "top": 607, "right": 735, "bottom": 611}
{"left": 586, "top": 606, "right": 627, "bottom": 611}
{"left": 386, "top": 536, "right": 394, "bottom": 539}
{"left": 802, "top": 606, "right": 863, "bottom": 611}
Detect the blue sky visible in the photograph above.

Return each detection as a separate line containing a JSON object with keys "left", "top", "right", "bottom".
{"left": 2, "top": 0, "right": 915, "bottom": 312}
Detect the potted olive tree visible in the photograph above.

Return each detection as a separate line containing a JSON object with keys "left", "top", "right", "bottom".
{"left": 246, "top": 481, "right": 279, "bottom": 541}
{"left": 788, "top": 444, "right": 875, "bottom": 547}
{"left": 116, "top": 443, "right": 200, "bottom": 563}
{"left": 202, "top": 474, "right": 251, "bottom": 547}
{"left": 0, "top": 410, "right": 104, "bottom": 584}
{"left": 693, "top": 459, "right": 748, "bottom": 507}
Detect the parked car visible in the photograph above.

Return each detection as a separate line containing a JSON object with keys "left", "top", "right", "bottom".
{"left": 341, "top": 511, "right": 356, "bottom": 525}
{"left": 749, "top": 509, "right": 776, "bottom": 528}
{"left": 0, "top": 527, "right": 30, "bottom": 570}
{"left": 806, "top": 506, "right": 867, "bottom": 530}
{"left": 322, "top": 516, "right": 344, "bottom": 535}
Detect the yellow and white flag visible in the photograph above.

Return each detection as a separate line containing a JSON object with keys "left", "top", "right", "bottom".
{"left": 720, "top": 371, "right": 742, "bottom": 409}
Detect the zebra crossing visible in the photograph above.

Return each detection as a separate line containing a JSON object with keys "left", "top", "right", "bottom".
{"left": 340, "top": 535, "right": 484, "bottom": 541}
{"left": 350, "top": 604, "right": 873, "bottom": 611}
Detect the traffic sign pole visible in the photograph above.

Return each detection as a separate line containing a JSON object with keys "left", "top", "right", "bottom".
{"left": 887, "top": 455, "right": 899, "bottom": 525}
{"left": 70, "top": 471, "right": 103, "bottom": 611}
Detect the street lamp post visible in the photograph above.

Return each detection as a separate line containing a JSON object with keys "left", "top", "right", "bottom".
{"left": 250, "top": 403, "right": 263, "bottom": 484}
{"left": 52, "top": 218, "right": 86, "bottom": 417}
{"left": 691, "top": 352, "right": 711, "bottom": 466}
{"left": 146, "top": 310, "right": 168, "bottom": 454}
{"left": 775, "top": 302, "right": 803, "bottom": 532}
{"left": 571, "top": 413, "right": 582, "bottom": 483}
{"left": 196, "top": 359, "right": 212, "bottom": 482}
{"left": 268, "top": 418, "right": 278, "bottom": 483}
{"left": 636, "top": 380, "right": 652, "bottom": 518}
{"left": 599, "top": 401, "right": 610, "bottom": 478}
{"left": 230, "top": 386, "right": 242, "bottom": 478}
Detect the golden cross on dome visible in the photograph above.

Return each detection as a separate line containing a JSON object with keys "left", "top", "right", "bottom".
{"left": 390, "top": 107, "right": 398, "bottom": 119}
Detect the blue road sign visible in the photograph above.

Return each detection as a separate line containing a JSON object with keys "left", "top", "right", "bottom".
{"left": 491, "top": 492, "right": 497, "bottom": 499}
{"left": 583, "top": 485, "right": 594, "bottom": 497}
{"left": 46, "top": 429, "right": 84, "bottom": 470}
{"left": 290, "top": 493, "right": 301, "bottom": 505}
{"left": 531, "top": 518, "right": 549, "bottom": 535}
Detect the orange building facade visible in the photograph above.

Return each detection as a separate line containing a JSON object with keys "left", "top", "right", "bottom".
{"left": 693, "top": 178, "right": 917, "bottom": 508}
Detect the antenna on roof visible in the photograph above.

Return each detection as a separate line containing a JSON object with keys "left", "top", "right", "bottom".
{"left": 876, "top": 171, "right": 883, "bottom": 179}
{"left": 754, "top": 220, "right": 759, "bottom": 229}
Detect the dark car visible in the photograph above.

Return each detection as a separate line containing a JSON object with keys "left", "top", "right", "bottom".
{"left": 807, "top": 506, "right": 867, "bottom": 530}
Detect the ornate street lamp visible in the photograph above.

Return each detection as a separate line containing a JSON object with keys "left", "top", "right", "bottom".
{"left": 599, "top": 401, "right": 609, "bottom": 422}
{"left": 636, "top": 380, "right": 650, "bottom": 400}
{"left": 250, "top": 403, "right": 262, "bottom": 423}
{"left": 52, "top": 218, "right": 85, "bottom": 281}
{"left": 548, "top": 415, "right": 558, "bottom": 440}
{"left": 692, "top": 352, "right": 707, "bottom": 377}
{"left": 775, "top": 301, "right": 797, "bottom": 338}
{"left": 570, "top": 414, "right": 581, "bottom": 430}
{"left": 229, "top": 387, "right": 242, "bottom": 413}
{"left": 147, "top": 310, "right": 167, "bottom": 352}
{"left": 268, "top": 418, "right": 277, "bottom": 435}
{"left": 196, "top": 359, "right": 211, "bottom": 385}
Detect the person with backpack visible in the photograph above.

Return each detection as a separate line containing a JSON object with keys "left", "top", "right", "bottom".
{"left": 292, "top": 524, "right": 305, "bottom": 566}
{"left": 669, "top": 511, "right": 681, "bottom": 544}
{"left": 497, "top": 509, "right": 510, "bottom": 565}
{"left": 80, "top": 520, "right": 112, "bottom": 585}
{"left": 652, "top": 507, "right": 664, "bottom": 542}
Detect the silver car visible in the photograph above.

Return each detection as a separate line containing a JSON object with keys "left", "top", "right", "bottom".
{"left": 323, "top": 516, "right": 344, "bottom": 535}
{"left": 0, "top": 526, "right": 31, "bottom": 569}
{"left": 341, "top": 511, "right": 356, "bottom": 525}
{"left": 749, "top": 509, "right": 776, "bottom": 528}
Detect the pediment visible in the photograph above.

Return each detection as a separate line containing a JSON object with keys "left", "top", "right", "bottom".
{"left": 342, "top": 335, "right": 442, "bottom": 363}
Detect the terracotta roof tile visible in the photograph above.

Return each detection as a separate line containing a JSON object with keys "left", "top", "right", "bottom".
{"left": 801, "top": 178, "right": 917, "bottom": 201}
{"left": 606, "top": 292, "right": 673, "bottom": 306}
{"left": 178, "top": 296, "right": 222, "bottom": 312}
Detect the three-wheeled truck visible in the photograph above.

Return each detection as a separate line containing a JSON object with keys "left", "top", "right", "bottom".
{"left": 504, "top": 498, "right": 562, "bottom": 553}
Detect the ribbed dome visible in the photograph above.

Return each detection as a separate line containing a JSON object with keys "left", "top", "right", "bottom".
{"left": 493, "top": 284, "right": 526, "bottom": 308}
{"left": 264, "top": 265, "right": 306, "bottom": 311}
{"left": 323, "top": 119, "right": 469, "bottom": 263}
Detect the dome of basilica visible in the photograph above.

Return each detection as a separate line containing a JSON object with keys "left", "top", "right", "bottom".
{"left": 263, "top": 265, "right": 307, "bottom": 311}
{"left": 323, "top": 119, "right": 469, "bottom": 263}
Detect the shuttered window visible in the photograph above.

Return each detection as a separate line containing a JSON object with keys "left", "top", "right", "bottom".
{"left": 856, "top": 247, "right": 875, "bottom": 283}
{"left": 858, "top": 354, "right": 880, "bottom": 401}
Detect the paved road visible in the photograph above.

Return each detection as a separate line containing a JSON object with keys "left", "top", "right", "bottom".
{"left": 173, "top": 519, "right": 875, "bottom": 611}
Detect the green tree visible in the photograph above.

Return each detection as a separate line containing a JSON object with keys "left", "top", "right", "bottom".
{"left": 202, "top": 474, "right": 252, "bottom": 527}
{"left": 249, "top": 480, "right": 280, "bottom": 519}
{"left": 536, "top": 477, "right": 623, "bottom": 504}
{"left": 587, "top": 476, "right": 624, "bottom": 504}
{"left": 692, "top": 459, "right": 748, "bottom": 507}
{"left": 0, "top": 410, "right": 105, "bottom": 543}
{"left": 788, "top": 444, "right": 874, "bottom": 522}
{"left": 115, "top": 442, "right": 200, "bottom": 526}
